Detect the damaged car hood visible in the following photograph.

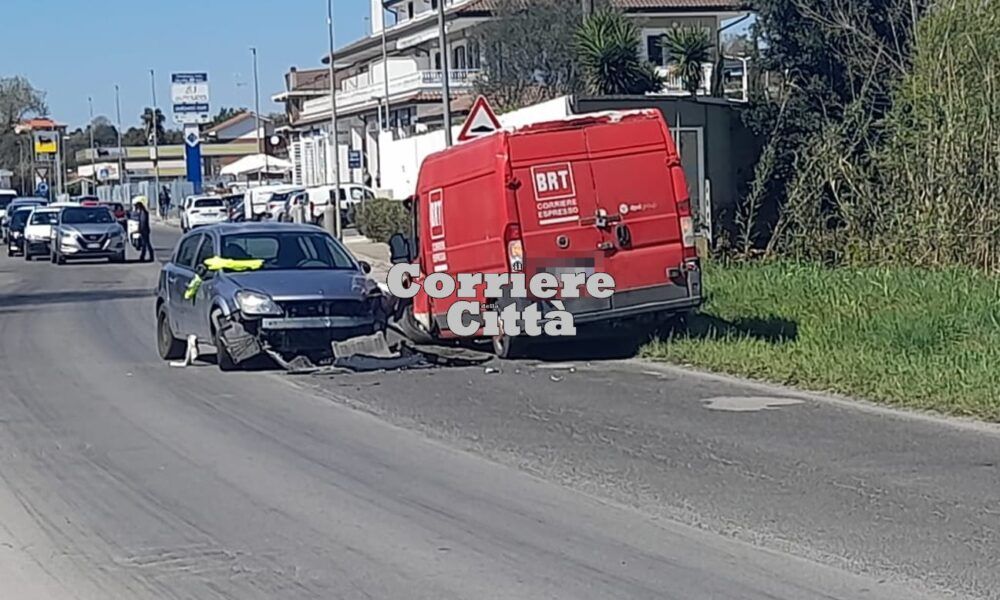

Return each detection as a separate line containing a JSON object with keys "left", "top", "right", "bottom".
{"left": 224, "top": 269, "right": 376, "bottom": 300}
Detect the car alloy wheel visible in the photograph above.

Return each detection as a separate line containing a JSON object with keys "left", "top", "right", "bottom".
{"left": 157, "top": 308, "right": 186, "bottom": 360}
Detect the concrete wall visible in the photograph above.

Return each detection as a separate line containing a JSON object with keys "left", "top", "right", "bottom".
{"left": 376, "top": 96, "right": 572, "bottom": 199}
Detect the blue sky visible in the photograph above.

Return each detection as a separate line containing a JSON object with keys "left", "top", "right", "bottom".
{"left": 3, "top": 0, "right": 370, "bottom": 129}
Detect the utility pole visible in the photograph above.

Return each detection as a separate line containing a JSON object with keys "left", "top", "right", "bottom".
{"left": 251, "top": 47, "right": 268, "bottom": 183}
{"left": 379, "top": 0, "right": 391, "bottom": 189}
{"left": 149, "top": 69, "right": 161, "bottom": 210}
{"left": 437, "top": 0, "right": 452, "bottom": 147}
{"left": 114, "top": 84, "right": 127, "bottom": 199}
{"left": 88, "top": 96, "right": 97, "bottom": 195}
{"left": 326, "top": 0, "right": 342, "bottom": 239}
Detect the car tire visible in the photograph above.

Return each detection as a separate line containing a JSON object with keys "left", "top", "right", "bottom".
{"left": 157, "top": 307, "right": 186, "bottom": 360}
{"left": 6, "top": 248, "right": 12, "bottom": 257}
{"left": 56, "top": 253, "right": 66, "bottom": 265}
{"left": 212, "top": 312, "right": 238, "bottom": 372}
{"left": 111, "top": 252, "right": 125, "bottom": 263}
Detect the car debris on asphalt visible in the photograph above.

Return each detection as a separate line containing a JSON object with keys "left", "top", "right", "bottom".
{"left": 265, "top": 330, "right": 494, "bottom": 375}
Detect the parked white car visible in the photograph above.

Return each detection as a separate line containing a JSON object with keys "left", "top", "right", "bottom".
{"left": 244, "top": 184, "right": 299, "bottom": 221}
{"left": 306, "top": 184, "right": 376, "bottom": 224}
{"left": 181, "top": 195, "right": 229, "bottom": 232}
{"left": 22, "top": 206, "right": 61, "bottom": 261}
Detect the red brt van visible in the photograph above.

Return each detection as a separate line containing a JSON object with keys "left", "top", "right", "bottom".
{"left": 388, "top": 109, "right": 703, "bottom": 357}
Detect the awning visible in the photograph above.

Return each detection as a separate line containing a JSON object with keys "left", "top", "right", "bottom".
{"left": 219, "top": 154, "right": 292, "bottom": 177}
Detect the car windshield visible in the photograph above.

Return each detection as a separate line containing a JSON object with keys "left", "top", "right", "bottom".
{"left": 220, "top": 231, "right": 355, "bottom": 271}
{"left": 29, "top": 211, "right": 59, "bottom": 225}
{"left": 194, "top": 198, "right": 224, "bottom": 208}
{"left": 62, "top": 207, "right": 113, "bottom": 224}
{"left": 10, "top": 209, "right": 32, "bottom": 229}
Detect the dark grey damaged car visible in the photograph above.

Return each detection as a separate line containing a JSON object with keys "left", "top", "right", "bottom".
{"left": 156, "top": 223, "right": 384, "bottom": 370}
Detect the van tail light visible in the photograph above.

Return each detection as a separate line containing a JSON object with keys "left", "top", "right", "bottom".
{"left": 504, "top": 223, "right": 524, "bottom": 272}
{"left": 680, "top": 215, "right": 695, "bottom": 248}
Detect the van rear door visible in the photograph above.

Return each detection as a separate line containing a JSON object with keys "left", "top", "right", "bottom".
{"left": 507, "top": 126, "right": 611, "bottom": 313}
{"left": 581, "top": 113, "right": 689, "bottom": 296}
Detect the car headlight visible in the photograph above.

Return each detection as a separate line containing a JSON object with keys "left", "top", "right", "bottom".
{"left": 109, "top": 229, "right": 123, "bottom": 238}
{"left": 235, "top": 290, "right": 282, "bottom": 316}
{"left": 11, "top": 231, "right": 21, "bottom": 239}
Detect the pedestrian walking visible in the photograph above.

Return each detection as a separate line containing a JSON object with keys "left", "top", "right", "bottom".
{"left": 363, "top": 170, "right": 373, "bottom": 188}
{"left": 135, "top": 199, "right": 155, "bottom": 263}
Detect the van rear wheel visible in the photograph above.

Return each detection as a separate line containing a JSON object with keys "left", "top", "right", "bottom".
{"left": 492, "top": 334, "right": 531, "bottom": 359}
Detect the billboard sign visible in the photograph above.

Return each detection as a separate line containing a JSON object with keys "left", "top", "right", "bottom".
{"left": 171, "top": 72, "right": 211, "bottom": 125}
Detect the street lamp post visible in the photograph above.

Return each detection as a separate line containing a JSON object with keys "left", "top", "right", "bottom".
{"left": 114, "top": 84, "right": 127, "bottom": 199}
{"left": 149, "top": 69, "right": 161, "bottom": 213}
{"left": 88, "top": 96, "right": 97, "bottom": 195}
{"left": 251, "top": 47, "right": 268, "bottom": 183}
{"left": 326, "top": 0, "right": 342, "bottom": 239}
{"left": 437, "top": 0, "right": 452, "bottom": 147}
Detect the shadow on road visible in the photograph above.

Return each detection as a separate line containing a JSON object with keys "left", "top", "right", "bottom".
{"left": 0, "top": 288, "right": 153, "bottom": 308}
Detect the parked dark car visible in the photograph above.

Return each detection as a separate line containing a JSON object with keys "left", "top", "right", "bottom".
{"left": 155, "top": 223, "right": 383, "bottom": 370}
{"left": 3, "top": 197, "right": 46, "bottom": 243}
{"left": 5, "top": 207, "right": 34, "bottom": 256}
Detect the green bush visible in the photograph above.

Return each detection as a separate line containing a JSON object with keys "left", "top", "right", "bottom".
{"left": 355, "top": 198, "right": 411, "bottom": 244}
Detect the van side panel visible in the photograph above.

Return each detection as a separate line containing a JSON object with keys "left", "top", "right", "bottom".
{"left": 415, "top": 136, "right": 512, "bottom": 333}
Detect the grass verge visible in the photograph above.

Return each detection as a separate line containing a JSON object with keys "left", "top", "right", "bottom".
{"left": 641, "top": 261, "right": 1000, "bottom": 421}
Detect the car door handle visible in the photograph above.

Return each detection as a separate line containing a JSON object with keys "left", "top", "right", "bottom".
{"left": 167, "top": 276, "right": 177, "bottom": 284}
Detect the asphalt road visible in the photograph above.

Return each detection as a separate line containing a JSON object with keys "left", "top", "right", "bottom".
{"left": 0, "top": 224, "right": 995, "bottom": 599}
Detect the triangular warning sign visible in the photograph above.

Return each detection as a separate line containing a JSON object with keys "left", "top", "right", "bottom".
{"left": 457, "top": 95, "right": 502, "bottom": 142}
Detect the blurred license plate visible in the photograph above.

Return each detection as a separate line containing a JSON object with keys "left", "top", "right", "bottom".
{"left": 549, "top": 266, "right": 595, "bottom": 278}
{"left": 86, "top": 243, "right": 100, "bottom": 249}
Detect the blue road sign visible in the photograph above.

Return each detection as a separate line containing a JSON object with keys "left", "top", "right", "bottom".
{"left": 348, "top": 150, "right": 362, "bottom": 169}
{"left": 183, "top": 124, "right": 203, "bottom": 195}
{"left": 35, "top": 181, "right": 49, "bottom": 196}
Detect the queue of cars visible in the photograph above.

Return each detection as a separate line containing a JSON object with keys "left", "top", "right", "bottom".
{"left": 4, "top": 197, "right": 128, "bottom": 263}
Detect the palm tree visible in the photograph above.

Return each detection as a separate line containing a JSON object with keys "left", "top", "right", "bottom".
{"left": 661, "top": 28, "right": 712, "bottom": 95}
{"left": 575, "top": 10, "right": 664, "bottom": 95}
{"left": 140, "top": 107, "right": 166, "bottom": 144}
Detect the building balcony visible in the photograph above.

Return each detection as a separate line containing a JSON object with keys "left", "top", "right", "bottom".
{"left": 654, "top": 63, "right": 715, "bottom": 96}
{"left": 299, "top": 68, "right": 480, "bottom": 123}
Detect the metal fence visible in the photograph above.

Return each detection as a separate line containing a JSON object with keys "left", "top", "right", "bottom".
{"left": 96, "top": 180, "right": 195, "bottom": 219}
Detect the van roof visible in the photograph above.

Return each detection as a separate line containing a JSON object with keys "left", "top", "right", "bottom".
{"left": 424, "top": 109, "right": 663, "bottom": 162}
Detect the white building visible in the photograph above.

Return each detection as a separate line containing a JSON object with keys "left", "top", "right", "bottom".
{"left": 275, "top": 0, "right": 748, "bottom": 191}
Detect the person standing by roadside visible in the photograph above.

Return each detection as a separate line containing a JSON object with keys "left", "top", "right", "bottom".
{"left": 159, "top": 186, "right": 171, "bottom": 219}
{"left": 136, "top": 200, "right": 155, "bottom": 263}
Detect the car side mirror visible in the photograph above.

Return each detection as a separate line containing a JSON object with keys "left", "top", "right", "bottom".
{"left": 388, "top": 233, "right": 411, "bottom": 264}
{"left": 195, "top": 264, "right": 210, "bottom": 279}
{"left": 358, "top": 260, "right": 372, "bottom": 274}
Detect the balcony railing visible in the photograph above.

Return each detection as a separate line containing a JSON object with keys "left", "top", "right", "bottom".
{"left": 655, "top": 63, "right": 715, "bottom": 96}
{"left": 302, "top": 69, "right": 481, "bottom": 117}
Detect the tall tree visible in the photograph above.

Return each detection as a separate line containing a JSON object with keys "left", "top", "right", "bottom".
{"left": 0, "top": 76, "right": 48, "bottom": 192}
{"left": 575, "top": 10, "right": 664, "bottom": 95}
{"left": 473, "top": 0, "right": 588, "bottom": 112}
{"left": 737, "top": 0, "right": 928, "bottom": 256}
{"left": 141, "top": 107, "right": 166, "bottom": 144}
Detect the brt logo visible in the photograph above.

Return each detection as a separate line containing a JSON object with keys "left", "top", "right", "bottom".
{"left": 531, "top": 163, "right": 576, "bottom": 200}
